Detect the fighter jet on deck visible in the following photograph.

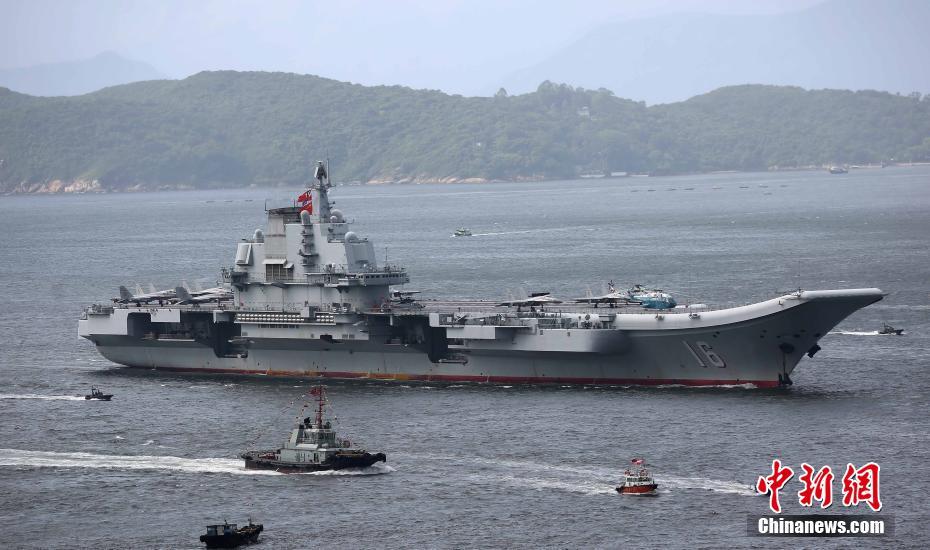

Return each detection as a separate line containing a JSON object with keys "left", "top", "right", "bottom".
{"left": 496, "top": 292, "right": 563, "bottom": 307}
{"left": 174, "top": 286, "right": 233, "bottom": 304}
{"left": 574, "top": 291, "right": 637, "bottom": 307}
{"left": 114, "top": 285, "right": 177, "bottom": 304}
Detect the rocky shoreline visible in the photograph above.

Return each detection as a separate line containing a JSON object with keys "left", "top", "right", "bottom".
{"left": 5, "top": 163, "right": 927, "bottom": 196}
{"left": 8, "top": 179, "right": 104, "bottom": 194}
{"left": 1, "top": 174, "right": 518, "bottom": 195}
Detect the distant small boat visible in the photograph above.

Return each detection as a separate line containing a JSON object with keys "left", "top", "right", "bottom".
{"left": 453, "top": 228, "right": 473, "bottom": 237}
{"left": 878, "top": 323, "right": 904, "bottom": 335}
{"left": 85, "top": 387, "right": 112, "bottom": 401}
{"left": 199, "top": 520, "right": 263, "bottom": 548}
{"left": 616, "top": 458, "right": 658, "bottom": 495}
{"left": 829, "top": 166, "right": 848, "bottom": 174}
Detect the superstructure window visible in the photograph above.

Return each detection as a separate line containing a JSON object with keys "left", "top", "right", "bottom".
{"left": 265, "top": 263, "right": 293, "bottom": 281}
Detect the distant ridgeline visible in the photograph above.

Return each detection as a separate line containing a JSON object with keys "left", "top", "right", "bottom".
{"left": 1, "top": 71, "right": 929, "bottom": 192}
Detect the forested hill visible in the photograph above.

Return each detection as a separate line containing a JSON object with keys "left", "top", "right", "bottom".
{"left": 1, "top": 71, "right": 929, "bottom": 192}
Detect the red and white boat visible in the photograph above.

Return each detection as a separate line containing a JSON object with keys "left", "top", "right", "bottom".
{"left": 616, "top": 458, "right": 658, "bottom": 495}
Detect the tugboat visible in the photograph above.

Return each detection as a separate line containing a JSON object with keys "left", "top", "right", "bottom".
{"left": 84, "top": 387, "right": 112, "bottom": 401}
{"left": 199, "top": 520, "right": 263, "bottom": 548}
{"left": 453, "top": 228, "right": 473, "bottom": 237}
{"left": 616, "top": 458, "right": 658, "bottom": 495}
{"left": 240, "top": 386, "right": 386, "bottom": 473}
{"left": 878, "top": 323, "right": 904, "bottom": 335}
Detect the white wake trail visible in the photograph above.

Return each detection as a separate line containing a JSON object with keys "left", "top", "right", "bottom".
{"left": 412, "top": 454, "right": 754, "bottom": 496}
{"left": 478, "top": 473, "right": 614, "bottom": 496}
{"left": 0, "top": 449, "right": 395, "bottom": 477}
{"left": 659, "top": 474, "right": 757, "bottom": 496}
{"left": 0, "top": 394, "right": 85, "bottom": 401}
{"left": 299, "top": 463, "right": 395, "bottom": 476}
{"left": 0, "top": 449, "right": 280, "bottom": 475}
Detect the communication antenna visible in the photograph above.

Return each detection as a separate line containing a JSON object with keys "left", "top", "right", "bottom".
{"left": 326, "top": 154, "right": 332, "bottom": 186}
{"left": 796, "top": 259, "right": 802, "bottom": 293}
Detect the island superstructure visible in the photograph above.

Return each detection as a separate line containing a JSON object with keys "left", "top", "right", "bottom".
{"left": 79, "top": 162, "right": 884, "bottom": 388}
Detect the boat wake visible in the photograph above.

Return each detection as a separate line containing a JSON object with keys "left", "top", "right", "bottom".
{"left": 648, "top": 383, "right": 759, "bottom": 390}
{"left": 0, "top": 449, "right": 396, "bottom": 478}
{"left": 469, "top": 226, "right": 594, "bottom": 238}
{"left": 829, "top": 330, "right": 881, "bottom": 336}
{"left": 0, "top": 394, "right": 85, "bottom": 401}
{"left": 410, "top": 454, "right": 753, "bottom": 496}
{"left": 659, "top": 474, "right": 756, "bottom": 496}
{"left": 480, "top": 472, "right": 614, "bottom": 495}
{"left": 873, "top": 304, "right": 930, "bottom": 311}
{"left": 298, "top": 462, "right": 395, "bottom": 476}
{"left": 0, "top": 449, "right": 281, "bottom": 476}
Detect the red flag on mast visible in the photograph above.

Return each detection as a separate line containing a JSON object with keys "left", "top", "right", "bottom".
{"left": 297, "top": 190, "right": 313, "bottom": 214}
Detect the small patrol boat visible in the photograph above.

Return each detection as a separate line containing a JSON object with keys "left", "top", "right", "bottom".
{"left": 199, "top": 520, "right": 263, "bottom": 548}
{"left": 878, "top": 323, "right": 904, "bottom": 335}
{"left": 240, "top": 386, "right": 386, "bottom": 473}
{"left": 616, "top": 458, "right": 658, "bottom": 495}
{"left": 453, "top": 228, "right": 473, "bottom": 237}
{"left": 829, "top": 166, "right": 848, "bottom": 174}
{"left": 84, "top": 387, "right": 112, "bottom": 401}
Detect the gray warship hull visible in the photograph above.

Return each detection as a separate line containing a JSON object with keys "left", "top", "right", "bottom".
{"left": 81, "top": 289, "right": 882, "bottom": 388}
{"left": 78, "top": 172, "right": 884, "bottom": 388}
{"left": 241, "top": 450, "right": 386, "bottom": 473}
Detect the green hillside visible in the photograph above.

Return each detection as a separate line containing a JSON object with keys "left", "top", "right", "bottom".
{"left": 1, "top": 72, "right": 929, "bottom": 192}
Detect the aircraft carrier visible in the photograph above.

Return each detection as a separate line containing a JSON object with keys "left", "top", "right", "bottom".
{"left": 79, "top": 164, "right": 884, "bottom": 387}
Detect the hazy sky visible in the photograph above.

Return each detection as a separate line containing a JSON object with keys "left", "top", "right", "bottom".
{"left": 0, "top": 0, "right": 823, "bottom": 96}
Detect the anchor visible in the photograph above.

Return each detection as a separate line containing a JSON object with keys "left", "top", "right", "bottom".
{"left": 778, "top": 342, "right": 795, "bottom": 386}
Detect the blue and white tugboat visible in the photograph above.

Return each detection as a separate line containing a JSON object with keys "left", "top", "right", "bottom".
{"left": 240, "top": 386, "right": 386, "bottom": 473}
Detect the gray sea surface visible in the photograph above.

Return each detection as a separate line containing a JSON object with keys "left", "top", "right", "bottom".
{"left": 1, "top": 167, "right": 928, "bottom": 548}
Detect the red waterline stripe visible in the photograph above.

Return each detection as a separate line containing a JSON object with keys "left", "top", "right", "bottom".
{"left": 127, "top": 366, "right": 780, "bottom": 388}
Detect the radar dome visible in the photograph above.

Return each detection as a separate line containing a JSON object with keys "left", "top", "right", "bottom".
{"left": 300, "top": 210, "right": 312, "bottom": 225}
{"left": 344, "top": 231, "right": 359, "bottom": 243}
{"left": 330, "top": 209, "right": 345, "bottom": 223}
{"left": 253, "top": 229, "right": 265, "bottom": 243}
